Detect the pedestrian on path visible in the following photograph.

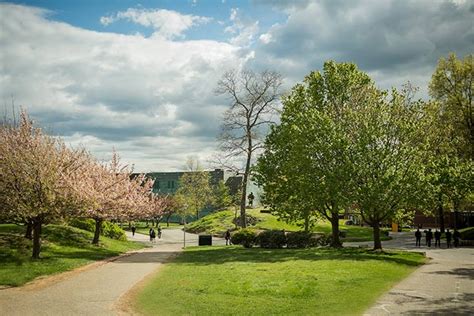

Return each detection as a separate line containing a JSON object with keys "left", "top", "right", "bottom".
{"left": 415, "top": 229, "right": 422, "bottom": 247}
{"left": 157, "top": 226, "right": 162, "bottom": 239}
{"left": 434, "top": 229, "right": 441, "bottom": 248}
{"left": 131, "top": 225, "right": 136, "bottom": 236}
{"left": 445, "top": 229, "right": 452, "bottom": 248}
{"left": 426, "top": 228, "right": 433, "bottom": 247}
{"left": 150, "top": 228, "right": 156, "bottom": 243}
{"left": 225, "top": 229, "right": 231, "bottom": 246}
{"left": 453, "top": 229, "right": 461, "bottom": 247}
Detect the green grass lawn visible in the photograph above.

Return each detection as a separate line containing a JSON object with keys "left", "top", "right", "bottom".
{"left": 134, "top": 246, "right": 425, "bottom": 315}
{"left": 0, "top": 224, "right": 146, "bottom": 287}
{"left": 186, "top": 208, "right": 389, "bottom": 242}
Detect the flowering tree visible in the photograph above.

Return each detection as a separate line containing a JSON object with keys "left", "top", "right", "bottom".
{"left": 0, "top": 112, "right": 90, "bottom": 258}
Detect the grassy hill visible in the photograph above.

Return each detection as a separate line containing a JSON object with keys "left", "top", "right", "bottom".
{"left": 0, "top": 224, "right": 146, "bottom": 287}
{"left": 186, "top": 208, "right": 389, "bottom": 242}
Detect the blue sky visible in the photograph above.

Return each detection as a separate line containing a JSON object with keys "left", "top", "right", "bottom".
{"left": 1, "top": 0, "right": 473, "bottom": 171}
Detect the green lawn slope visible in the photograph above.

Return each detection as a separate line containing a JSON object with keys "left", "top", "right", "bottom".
{"left": 0, "top": 224, "right": 146, "bottom": 287}
{"left": 186, "top": 208, "right": 389, "bottom": 242}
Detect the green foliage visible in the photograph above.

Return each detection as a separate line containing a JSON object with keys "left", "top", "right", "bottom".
{"left": 102, "top": 221, "right": 127, "bottom": 241}
{"left": 68, "top": 218, "right": 95, "bottom": 232}
{"left": 255, "top": 61, "right": 374, "bottom": 246}
{"left": 134, "top": 247, "right": 425, "bottom": 316}
{"left": 257, "top": 229, "right": 287, "bottom": 248}
{"left": 429, "top": 53, "right": 473, "bottom": 159}
{"left": 68, "top": 218, "right": 126, "bottom": 241}
{"left": 212, "top": 180, "right": 233, "bottom": 210}
{"left": 175, "top": 161, "right": 214, "bottom": 219}
{"left": 230, "top": 229, "right": 256, "bottom": 248}
{"left": 286, "top": 231, "right": 319, "bottom": 248}
{"left": 0, "top": 224, "right": 145, "bottom": 286}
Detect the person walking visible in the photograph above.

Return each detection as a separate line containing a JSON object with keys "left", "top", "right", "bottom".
{"left": 426, "top": 228, "right": 433, "bottom": 247}
{"left": 131, "top": 225, "right": 136, "bottom": 236}
{"left": 445, "top": 229, "right": 452, "bottom": 248}
{"left": 415, "top": 229, "right": 422, "bottom": 247}
{"left": 453, "top": 229, "right": 461, "bottom": 248}
{"left": 434, "top": 229, "right": 441, "bottom": 248}
{"left": 225, "top": 229, "right": 231, "bottom": 246}
{"left": 150, "top": 228, "right": 156, "bottom": 243}
{"left": 157, "top": 226, "right": 162, "bottom": 239}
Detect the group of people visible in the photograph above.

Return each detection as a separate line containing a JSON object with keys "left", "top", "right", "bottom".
{"left": 148, "top": 226, "right": 162, "bottom": 243}
{"left": 414, "top": 228, "right": 461, "bottom": 248}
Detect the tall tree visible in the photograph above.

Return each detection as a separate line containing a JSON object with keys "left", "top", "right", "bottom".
{"left": 215, "top": 69, "right": 283, "bottom": 227}
{"left": 429, "top": 53, "right": 473, "bottom": 159}
{"left": 347, "top": 87, "right": 430, "bottom": 250}
{"left": 256, "top": 61, "right": 372, "bottom": 246}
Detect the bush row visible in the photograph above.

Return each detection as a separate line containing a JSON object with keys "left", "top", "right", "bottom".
{"left": 68, "top": 218, "right": 127, "bottom": 241}
{"left": 230, "top": 229, "right": 331, "bottom": 248}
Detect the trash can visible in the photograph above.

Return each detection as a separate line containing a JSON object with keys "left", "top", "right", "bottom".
{"left": 199, "top": 235, "right": 212, "bottom": 246}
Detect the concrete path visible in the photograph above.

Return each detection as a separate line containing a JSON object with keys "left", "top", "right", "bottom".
{"left": 0, "top": 228, "right": 224, "bottom": 316}
{"left": 351, "top": 232, "right": 474, "bottom": 315}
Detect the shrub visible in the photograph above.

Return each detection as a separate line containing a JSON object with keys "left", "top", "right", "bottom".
{"left": 317, "top": 234, "right": 332, "bottom": 247}
{"left": 102, "top": 221, "right": 127, "bottom": 241}
{"left": 68, "top": 218, "right": 95, "bottom": 232}
{"left": 286, "top": 231, "right": 319, "bottom": 248}
{"left": 257, "top": 230, "right": 287, "bottom": 248}
{"left": 231, "top": 229, "right": 256, "bottom": 248}
{"left": 68, "top": 218, "right": 126, "bottom": 241}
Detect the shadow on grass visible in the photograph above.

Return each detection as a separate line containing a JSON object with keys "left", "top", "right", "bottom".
{"left": 110, "top": 246, "right": 425, "bottom": 266}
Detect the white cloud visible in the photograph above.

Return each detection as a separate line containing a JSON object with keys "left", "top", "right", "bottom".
{"left": 259, "top": 33, "right": 273, "bottom": 44}
{"left": 0, "top": 3, "right": 246, "bottom": 171}
{"left": 100, "top": 8, "right": 212, "bottom": 39}
{"left": 225, "top": 8, "right": 259, "bottom": 47}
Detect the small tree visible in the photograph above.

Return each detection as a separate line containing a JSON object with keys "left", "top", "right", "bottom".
{"left": 212, "top": 180, "right": 232, "bottom": 211}
{"left": 175, "top": 158, "right": 213, "bottom": 220}
{"left": 215, "top": 69, "right": 283, "bottom": 227}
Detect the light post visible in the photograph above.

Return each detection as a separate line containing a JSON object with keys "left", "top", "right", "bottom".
{"left": 182, "top": 203, "right": 188, "bottom": 249}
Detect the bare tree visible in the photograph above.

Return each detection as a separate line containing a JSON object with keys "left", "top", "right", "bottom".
{"left": 215, "top": 69, "right": 282, "bottom": 227}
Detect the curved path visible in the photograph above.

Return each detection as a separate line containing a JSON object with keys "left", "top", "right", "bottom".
{"left": 351, "top": 232, "right": 474, "bottom": 315}
{"left": 0, "top": 229, "right": 224, "bottom": 316}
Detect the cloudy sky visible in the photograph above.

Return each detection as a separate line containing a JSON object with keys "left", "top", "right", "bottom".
{"left": 1, "top": 0, "right": 473, "bottom": 171}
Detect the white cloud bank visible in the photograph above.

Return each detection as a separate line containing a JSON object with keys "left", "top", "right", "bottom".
{"left": 0, "top": 3, "right": 245, "bottom": 171}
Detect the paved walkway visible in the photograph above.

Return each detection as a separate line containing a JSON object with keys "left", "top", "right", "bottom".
{"left": 0, "top": 228, "right": 224, "bottom": 316}
{"left": 351, "top": 232, "right": 474, "bottom": 315}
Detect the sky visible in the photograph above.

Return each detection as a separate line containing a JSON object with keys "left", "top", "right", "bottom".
{"left": 1, "top": 0, "right": 473, "bottom": 172}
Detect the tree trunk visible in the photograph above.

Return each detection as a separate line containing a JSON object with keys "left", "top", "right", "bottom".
{"left": 166, "top": 214, "right": 171, "bottom": 227}
{"left": 32, "top": 219, "right": 42, "bottom": 259}
{"left": 240, "top": 150, "right": 252, "bottom": 228}
{"left": 304, "top": 212, "right": 310, "bottom": 232}
{"left": 438, "top": 194, "right": 445, "bottom": 233}
{"left": 25, "top": 221, "right": 33, "bottom": 240}
{"left": 92, "top": 218, "right": 103, "bottom": 244}
{"left": 330, "top": 212, "right": 342, "bottom": 248}
{"left": 373, "top": 221, "right": 382, "bottom": 250}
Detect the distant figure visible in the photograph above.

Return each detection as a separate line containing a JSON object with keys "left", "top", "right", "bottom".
{"left": 453, "top": 229, "right": 461, "bottom": 248}
{"left": 426, "top": 229, "right": 433, "bottom": 247}
{"left": 434, "top": 229, "right": 441, "bottom": 248}
{"left": 150, "top": 228, "right": 156, "bottom": 243}
{"left": 445, "top": 229, "right": 452, "bottom": 248}
{"left": 423, "top": 229, "right": 428, "bottom": 245}
{"left": 415, "top": 229, "right": 422, "bottom": 247}
{"left": 157, "top": 226, "right": 162, "bottom": 239}
{"left": 131, "top": 225, "right": 136, "bottom": 236}
{"left": 248, "top": 192, "right": 255, "bottom": 207}
{"left": 225, "top": 229, "right": 231, "bottom": 246}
